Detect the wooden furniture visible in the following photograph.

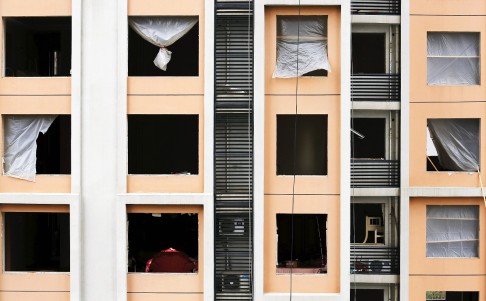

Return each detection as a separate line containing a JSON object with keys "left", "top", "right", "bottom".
{"left": 362, "top": 216, "right": 384, "bottom": 244}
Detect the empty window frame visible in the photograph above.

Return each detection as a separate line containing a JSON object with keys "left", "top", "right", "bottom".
{"left": 128, "top": 16, "right": 199, "bottom": 76}
{"left": 4, "top": 211, "right": 70, "bottom": 272}
{"left": 426, "top": 291, "right": 479, "bottom": 301}
{"left": 4, "top": 17, "right": 72, "bottom": 77}
{"left": 127, "top": 213, "right": 198, "bottom": 273}
{"left": 427, "top": 32, "right": 480, "bottom": 86}
{"left": 277, "top": 115, "right": 328, "bottom": 175}
{"left": 352, "top": 33, "right": 386, "bottom": 74}
{"left": 426, "top": 205, "right": 479, "bottom": 258}
{"left": 128, "top": 115, "right": 199, "bottom": 175}
{"left": 273, "top": 16, "right": 330, "bottom": 78}
{"left": 351, "top": 118, "right": 386, "bottom": 159}
{"left": 276, "top": 214, "right": 327, "bottom": 273}
{"left": 426, "top": 119, "right": 480, "bottom": 172}
{"left": 351, "top": 203, "right": 385, "bottom": 244}
{"left": 3, "top": 115, "right": 71, "bottom": 181}
{"left": 350, "top": 289, "right": 385, "bottom": 301}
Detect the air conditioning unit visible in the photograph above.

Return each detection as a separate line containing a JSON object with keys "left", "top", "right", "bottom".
{"left": 218, "top": 218, "right": 245, "bottom": 236}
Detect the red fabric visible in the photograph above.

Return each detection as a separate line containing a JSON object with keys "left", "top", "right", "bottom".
{"left": 145, "top": 248, "right": 197, "bottom": 273}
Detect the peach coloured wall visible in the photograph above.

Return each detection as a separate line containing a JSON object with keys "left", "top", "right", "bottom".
{"left": 409, "top": 16, "right": 486, "bottom": 103}
{"left": 0, "top": 0, "right": 70, "bottom": 16}
{"left": 127, "top": 96, "right": 204, "bottom": 193}
{"left": 127, "top": 205, "right": 203, "bottom": 300}
{"left": 410, "top": 276, "right": 486, "bottom": 301}
{"left": 410, "top": 0, "right": 486, "bottom": 16}
{"left": 409, "top": 198, "right": 486, "bottom": 275}
{"left": 264, "top": 195, "right": 340, "bottom": 293}
{"left": 0, "top": 205, "right": 70, "bottom": 301}
{"left": 409, "top": 102, "right": 486, "bottom": 187}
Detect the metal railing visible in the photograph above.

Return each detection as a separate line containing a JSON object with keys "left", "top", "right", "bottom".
{"left": 351, "top": 0, "right": 401, "bottom": 15}
{"left": 351, "top": 74, "right": 400, "bottom": 102}
{"left": 350, "top": 246, "right": 399, "bottom": 275}
{"left": 351, "top": 159, "right": 400, "bottom": 188}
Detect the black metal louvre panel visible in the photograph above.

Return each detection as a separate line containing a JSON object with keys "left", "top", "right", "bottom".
{"left": 214, "top": 1, "right": 254, "bottom": 301}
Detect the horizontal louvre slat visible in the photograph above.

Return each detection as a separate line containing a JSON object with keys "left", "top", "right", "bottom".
{"left": 351, "top": 74, "right": 400, "bottom": 102}
{"left": 350, "top": 246, "right": 400, "bottom": 274}
{"left": 351, "top": 0, "right": 401, "bottom": 15}
{"left": 351, "top": 159, "right": 400, "bottom": 188}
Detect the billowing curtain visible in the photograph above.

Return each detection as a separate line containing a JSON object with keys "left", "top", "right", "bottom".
{"left": 426, "top": 205, "right": 479, "bottom": 258}
{"left": 3, "top": 115, "right": 57, "bottom": 181}
{"left": 427, "top": 119, "right": 479, "bottom": 172}
{"left": 273, "top": 16, "right": 331, "bottom": 78}
{"left": 427, "top": 32, "right": 480, "bottom": 85}
{"left": 129, "top": 16, "right": 198, "bottom": 71}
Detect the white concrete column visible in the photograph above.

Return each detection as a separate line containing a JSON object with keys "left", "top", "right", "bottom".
{"left": 80, "top": 0, "right": 119, "bottom": 299}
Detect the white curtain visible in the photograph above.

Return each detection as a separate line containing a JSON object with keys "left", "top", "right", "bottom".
{"left": 3, "top": 115, "right": 57, "bottom": 181}
{"left": 427, "top": 119, "right": 480, "bottom": 172}
{"left": 273, "top": 16, "right": 331, "bottom": 78}
{"left": 426, "top": 205, "right": 479, "bottom": 258}
{"left": 129, "top": 16, "right": 198, "bottom": 71}
{"left": 427, "top": 32, "right": 480, "bottom": 85}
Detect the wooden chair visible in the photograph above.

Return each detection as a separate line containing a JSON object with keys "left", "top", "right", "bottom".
{"left": 362, "top": 216, "right": 384, "bottom": 244}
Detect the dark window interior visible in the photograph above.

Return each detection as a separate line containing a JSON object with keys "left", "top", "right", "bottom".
{"left": 36, "top": 115, "right": 71, "bottom": 174}
{"left": 127, "top": 213, "right": 198, "bottom": 272}
{"left": 4, "top": 17, "right": 71, "bottom": 77}
{"left": 351, "top": 118, "right": 386, "bottom": 159}
{"left": 352, "top": 33, "right": 386, "bottom": 74}
{"left": 277, "top": 115, "right": 328, "bottom": 175}
{"left": 351, "top": 289, "right": 385, "bottom": 301}
{"left": 128, "top": 115, "right": 199, "bottom": 175}
{"left": 426, "top": 292, "right": 479, "bottom": 301}
{"left": 350, "top": 203, "right": 384, "bottom": 244}
{"left": 128, "top": 21, "right": 198, "bottom": 76}
{"left": 276, "top": 214, "right": 327, "bottom": 270}
{"left": 4, "top": 212, "right": 70, "bottom": 272}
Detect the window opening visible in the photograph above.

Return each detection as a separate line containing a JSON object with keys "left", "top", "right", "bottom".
{"left": 127, "top": 213, "right": 198, "bottom": 273}
{"left": 427, "top": 291, "right": 478, "bottom": 301}
{"left": 426, "top": 205, "right": 479, "bottom": 258}
{"left": 4, "top": 17, "right": 72, "bottom": 77}
{"left": 3, "top": 115, "right": 71, "bottom": 181}
{"left": 4, "top": 212, "right": 70, "bottom": 272}
{"left": 276, "top": 214, "right": 327, "bottom": 273}
{"left": 273, "top": 16, "right": 330, "bottom": 78}
{"left": 427, "top": 32, "right": 480, "bottom": 86}
{"left": 351, "top": 203, "right": 385, "bottom": 244}
{"left": 128, "top": 115, "right": 199, "bottom": 175}
{"left": 350, "top": 289, "right": 385, "bottom": 301}
{"left": 352, "top": 33, "right": 386, "bottom": 74}
{"left": 351, "top": 118, "right": 386, "bottom": 159}
{"left": 426, "top": 119, "right": 479, "bottom": 172}
{"left": 128, "top": 16, "right": 199, "bottom": 76}
{"left": 277, "top": 115, "right": 328, "bottom": 175}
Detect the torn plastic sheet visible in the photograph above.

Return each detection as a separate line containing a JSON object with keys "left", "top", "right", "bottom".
{"left": 427, "top": 119, "right": 479, "bottom": 172}
{"left": 426, "top": 205, "right": 479, "bottom": 258}
{"left": 427, "top": 32, "right": 480, "bottom": 85}
{"left": 3, "top": 115, "right": 57, "bottom": 182}
{"left": 273, "top": 16, "right": 331, "bottom": 78}
{"left": 129, "top": 16, "right": 198, "bottom": 71}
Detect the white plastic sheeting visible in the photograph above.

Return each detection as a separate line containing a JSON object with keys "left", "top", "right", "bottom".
{"left": 129, "top": 16, "right": 198, "bottom": 71}
{"left": 426, "top": 205, "right": 479, "bottom": 258}
{"left": 273, "top": 16, "right": 331, "bottom": 78}
{"left": 3, "top": 115, "right": 57, "bottom": 181}
{"left": 427, "top": 119, "right": 480, "bottom": 172}
{"left": 427, "top": 32, "right": 480, "bottom": 85}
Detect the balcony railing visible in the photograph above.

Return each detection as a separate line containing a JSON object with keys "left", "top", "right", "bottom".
{"left": 351, "top": 74, "right": 400, "bottom": 102}
{"left": 351, "top": 0, "right": 401, "bottom": 15}
{"left": 350, "top": 246, "right": 399, "bottom": 275}
{"left": 351, "top": 159, "right": 400, "bottom": 188}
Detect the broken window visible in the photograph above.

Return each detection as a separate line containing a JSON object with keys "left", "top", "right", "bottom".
{"left": 351, "top": 118, "right": 386, "bottom": 159}
{"left": 350, "top": 289, "right": 385, "bottom": 301}
{"left": 128, "top": 115, "right": 199, "bottom": 175}
{"left": 426, "top": 205, "right": 479, "bottom": 258}
{"left": 351, "top": 203, "right": 385, "bottom": 244}
{"left": 352, "top": 33, "right": 386, "bottom": 74}
{"left": 277, "top": 115, "right": 327, "bottom": 175}
{"left": 127, "top": 213, "right": 198, "bottom": 273}
{"left": 426, "top": 119, "right": 479, "bottom": 172}
{"left": 4, "top": 212, "right": 70, "bottom": 272}
{"left": 4, "top": 17, "right": 71, "bottom": 77}
{"left": 3, "top": 115, "right": 71, "bottom": 181}
{"left": 426, "top": 291, "right": 478, "bottom": 301}
{"left": 427, "top": 32, "right": 480, "bottom": 86}
{"left": 276, "top": 214, "right": 327, "bottom": 273}
{"left": 273, "top": 16, "right": 330, "bottom": 78}
{"left": 128, "top": 16, "right": 199, "bottom": 76}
